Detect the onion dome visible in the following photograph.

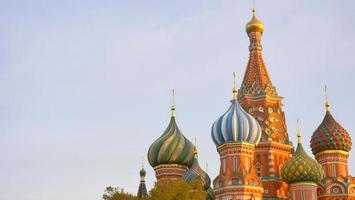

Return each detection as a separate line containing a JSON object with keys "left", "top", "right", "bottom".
{"left": 148, "top": 104, "right": 195, "bottom": 168}
{"left": 139, "top": 167, "right": 146, "bottom": 177}
{"left": 137, "top": 165, "right": 148, "bottom": 198}
{"left": 282, "top": 132, "right": 322, "bottom": 184}
{"left": 310, "top": 93, "right": 352, "bottom": 154}
{"left": 246, "top": 9, "right": 264, "bottom": 34}
{"left": 182, "top": 147, "right": 211, "bottom": 190}
{"left": 211, "top": 81, "right": 262, "bottom": 146}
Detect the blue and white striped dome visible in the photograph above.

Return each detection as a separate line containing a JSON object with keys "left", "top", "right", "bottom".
{"left": 211, "top": 98, "right": 262, "bottom": 146}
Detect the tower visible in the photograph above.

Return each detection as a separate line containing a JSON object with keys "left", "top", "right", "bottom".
{"left": 281, "top": 123, "right": 322, "bottom": 200}
{"left": 147, "top": 91, "right": 195, "bottom": 180}
{"left": 310, "top": 87, "right": 355, "bottom": 200}
{"left": 211, "top": 77, "right": 263, "bottom": 200}
{"left": 137, "top": 165, "right": 148, "bottom": 198}
{"left": 238, "top": 10, "right": 292, "bottom": 199}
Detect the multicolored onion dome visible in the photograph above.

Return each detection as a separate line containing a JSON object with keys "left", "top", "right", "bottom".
{"left": 182, "top": 148, "right": 211, "bottom": 190}
{"left": 246, "top": 9, "right": 264, "bottom": 34}
{"left": 311, "top": 110, "right": 352, "bottom": 155}
{"left": 282, "top": 134, "right": 322, "bottom": 184}
{"left": 148, "top": 106, "right": 195, "bottom": 168}
{"left": 211, "top": 89, "right": 262, "bottom": 146}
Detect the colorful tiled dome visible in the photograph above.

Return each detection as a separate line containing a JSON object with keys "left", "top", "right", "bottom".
{"left": 182, "top": 148, "right": 211, "bottom": 190}
{"left": 211, "top": 88, "right": 262, "bottom": 146}
{"left": 282, "top": 133, "right": 322, "bottom": 184}
{"left": 148, "top": 106, "right": 195, "bottom": 168}
{"left": 311, "top": 110, "right": 352, "bottom": 155}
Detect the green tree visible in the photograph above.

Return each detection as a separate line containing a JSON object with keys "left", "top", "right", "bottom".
{"left": 102, "top": 186, "right": 141, "bottom": 200}
{"left": 102, "top": 180, "right": 206, "bottom": 200}
{"left": 149, "top": 179, "right": 206, "bottom": 200}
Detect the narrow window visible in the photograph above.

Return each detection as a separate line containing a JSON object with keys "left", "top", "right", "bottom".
{"left": 233, "top": 157, "right": 237, "bottom": 172}
{"left": 332, "top": 164, "right": 336, "bottom": 177}
{"left": 223, "top": 158, "right": 226, "bottom": 174}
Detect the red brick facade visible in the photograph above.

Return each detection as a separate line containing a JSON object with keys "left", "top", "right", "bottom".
{"left": 154, "top": 164, "right": 188, "bottom": 180}
{"left": 213, "top": 143, "right": 263, "bottom": 200}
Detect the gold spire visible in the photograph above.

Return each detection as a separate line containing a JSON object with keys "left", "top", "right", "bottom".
{"left": 325, "top": 85, "right": 330, "bottom": 111}
{"left": 233, "top": 72, "right": 238, "bottom": 100}
{"left": 171, "top": 89, "right": 176, "bottom": 117}
{"left": 296, "top": 118, "right": 302, "bottom": 144}
{"left": 246, "top": 9, "right": 264, "bottom": 34}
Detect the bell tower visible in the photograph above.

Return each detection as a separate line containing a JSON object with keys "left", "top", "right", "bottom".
{"left": 238, "top": 10, "right": 293, "bottom": 199}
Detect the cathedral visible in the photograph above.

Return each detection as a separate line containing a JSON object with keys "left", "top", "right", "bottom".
{"left": 142, "top": 9, "right": 355, "bottom": 200}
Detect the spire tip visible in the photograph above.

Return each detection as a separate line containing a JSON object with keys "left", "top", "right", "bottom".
{"left": 325, "top": 85, "right": 330, "bottom": 111}
{"left": 232, "top": 72, "right": 238, "bottom": 99}
{"left": 171, "top": 89, "right": 176, "bottom": 116}
{"left": 296, "top": 118, "right": 302, "bottom": 144}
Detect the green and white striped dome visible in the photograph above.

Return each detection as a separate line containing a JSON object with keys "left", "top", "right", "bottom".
{"left": 148, "top": 106, "right": 194, "bottom": 168}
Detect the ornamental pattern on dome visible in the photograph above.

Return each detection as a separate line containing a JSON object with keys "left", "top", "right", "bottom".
{"left": 182, "top": 149, "right": 211, "bottom": 190}
{"left": 211, "top": 90, "right": 262, "bottom": 146}
{"left": 148, "top": 110, "right": 194, "bottom": 168}
{"left": 311, "top": 111, "right": 352, "bottom": 155}
{"left": 282, "top": 134, "right": 322, "bottom": 184}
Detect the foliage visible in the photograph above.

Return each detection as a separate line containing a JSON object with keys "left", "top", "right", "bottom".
{"left": 149, "top": 179, "right": 207, "bottom": 200}
{"left": 103, "top": 179, "right": 206, "bottom": 200}
{"left": 102, "top": 186, "right": 141, "bottom": 200}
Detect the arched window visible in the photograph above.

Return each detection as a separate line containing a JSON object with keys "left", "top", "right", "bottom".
{"left": 268, "top": 107, "right": 273, "bottom": 114}
{"left": 255, "top": 162, "right": 262, "bottom": 177}
{"left": 233, "top": 157, "right": 237, "bottom": 172}
{"left": 223, "top": 158, "right": 227, "bottom": 174}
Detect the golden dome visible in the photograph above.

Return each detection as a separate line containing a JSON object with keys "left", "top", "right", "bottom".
{"left": 245, "top": 9, "right": 264, "bottom": 34}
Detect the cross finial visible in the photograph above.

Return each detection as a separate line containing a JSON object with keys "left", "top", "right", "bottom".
{"left": 325, "top": 85, "right": 330, "bottom": 111}
{"left": 171, "top": 89, "right": 176, "bottom": 116}
{"left": 252, "top": 0, "right": 256, "bottom": 16}
{"left": 296, "top": 118, "right": 302, "bottom": 144}
{"left": 141, "top": 156, "right": 144, "bottom": 169}
{"left": 232, "top": 72, "right": 238, "bottom": 99}
{"left": 172, "top": 89, "right": 175, "bottom": 107}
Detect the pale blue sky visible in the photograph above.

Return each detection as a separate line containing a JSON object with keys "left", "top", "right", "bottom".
{"left": 1, "top": 1, "right": 354, "bottom": 200}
